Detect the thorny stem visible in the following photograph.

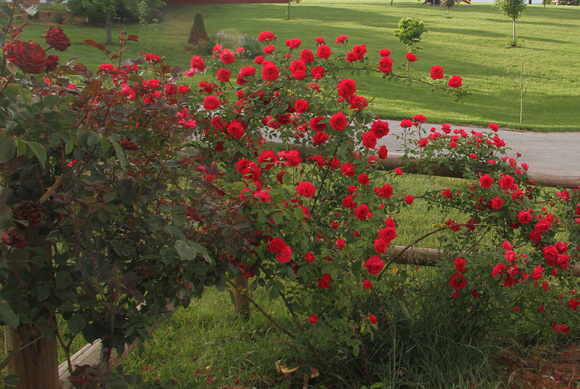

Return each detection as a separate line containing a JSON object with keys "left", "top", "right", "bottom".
{"left": 370, "top": 283, "right": 393, "bottom": 339}
{"left": 55, "top": 327, "right": 75, "bottom": 375}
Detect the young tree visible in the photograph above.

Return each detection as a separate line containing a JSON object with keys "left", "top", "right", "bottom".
{"left": 393, "top": 18, "right": 427, "bottom": 54}
{"left": 495, "top": 0, "right": 526, "bottom": 47}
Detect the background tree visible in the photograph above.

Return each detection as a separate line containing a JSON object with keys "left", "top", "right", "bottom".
{"left": 67, "top": 0, "right": 139, "bottom": 44}
{"left": 137, "top": 0, "right": 166, "bottom": 24}
{"left": 393, "top": 18, "right": 427, "bottom": 54}
{"left": 495, "top": 0, "right": 526, "bottom": 47}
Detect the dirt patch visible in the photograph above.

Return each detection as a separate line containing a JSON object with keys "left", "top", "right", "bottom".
{"left": 498, "top": 344, "right": 580, "bottom": 388}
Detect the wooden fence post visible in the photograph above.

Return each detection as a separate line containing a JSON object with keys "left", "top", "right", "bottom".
{"left": 5, "top": 318, "right": 59, "bottom": 389}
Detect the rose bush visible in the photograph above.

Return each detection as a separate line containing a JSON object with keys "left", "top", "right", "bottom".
{"left": 1, "top": 13, "right": 579, "bottom": 386}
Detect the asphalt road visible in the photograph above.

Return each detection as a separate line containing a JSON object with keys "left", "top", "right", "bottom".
{"left": 379, "top": 120, "right": 580, "bottom": 188}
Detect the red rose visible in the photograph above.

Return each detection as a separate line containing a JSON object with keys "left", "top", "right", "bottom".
{"left": 190, "top": 56, "right": 206, "bottom": 72}
{"left": 261, "top": 64, "right": 279, "bottom": 81}
{"left": 45, "top": 54, "right": 59, "bottom": 72}
{"left": 276, "top": 246, "right": 292, "bottom": 263}
{"left": 42, "top": 26, "right": 71, "bottom": 51}
{"left": 308, "top": 315, "right": 318, "bottom": 324}
{"left": 448, "top": 75, "right": 463, "bottom": 89}
{"left": 369, "top": 314, "right": 377, "bottom": 324}
{"left": 309, "top": 117, "right": 327, "bottom": 132}
{"left": 203, "top": 95, "right": 221, "bottom": 111}
{"left": 2, "top": 229, "right": 27, "bottom": 248}
{"left": 358, "top": 174, "right": 369, "bottom": 186}
{"left": 285, "top": 39, "right": 302, "bottom": 50}
{"left": 305, "top": 252, "right": 315, "bottom": 263}
{"left": 264, "top": 45, "right": 275, "bottom": 55}
{"left": 378, "top": 145, "right": 388, "bottom": 159}
{"left": 449, "top": 273, "right": 467, "bottom": 290}
{"left": 296, "top": 181, "right": 316, "bottom": 198}
{"left": 318, "top": 273, "right": 331, "bottom": 289}
{"left": 430, "top": 65, "right": 444, "bottom": 80}
{"left": 337, "top": 79, "right": 356, "bottom": 98}
{"left": 3, "top": 41, "right": 46, "bottom": 74}
{"left": 216, "top": 68, "right": 231, "bottom": 82}
{"left": 379, "top": 49, "right": 391, "bottom": 57}
{"left": 373, "top": 184, "right": 393, "bottom": 199}
{"left": 488, "top": 197, "right": 504, "bottom": 210}
{"left": 300, "top": 49, "right": 314, "bottom": 64}
{"left": 374, "top": 239, "right": 388, "bottom": 254}
{"left": 12, "top": 201, "right": 45, "bottom": 229}
{"left": 340, "top": 162, "right": 355, "bottom": 177}
{"left": 479, "top": 174, "right": 493, "bottom": 188}
{"left": 354, "top": 204, "right": 372, "bottom": 221}
{"left": 378, "top": 56, "right": 393, "bottom": 74}
{"left": 371, "top": 120, "right": 389, "bottom": 138}
{"left": 569, "top": 298, "right": 580, "bottom": 311}
{"left": 294, "top": 99, "right": 309, "bottom": 113}
{"left": 227, "top": 121, "right": 245, "bottom": 139}
{"left": 315, "top": 37, "right": 325, "bottom": 44}
{"left": 405, "top": 52, "right": 417, "bottom": 62}
{"left": 352, "top": 44, "right": 366, "bottom": 60}
{"left": 330, "top": 112, "right": 348, "bottom": 131}
{"left": 361, "top": 131, "right": 377, "bottom": 149}
{"left": 311, "top": 66, "right": 325, "bottom": 80}
{"left": 118, "top": 137, "right": 139, "bottom": 150}
{"left": 454, "top": 257, "right": 467, "bottom": 272}
{"left": 364, "top": 256, "right": 385, "bottom": 275}
{"left": 316, "top": 44, "right": 332, "bottom": 60}
{"left": 405, "top": 195, "right": 414, "bottom": 204}
{"left": 269, "top": 237, "right": 287, "bottom": 253}
{"left": 257, "top": 31, "right": 275, "bottom": 42}
{"left": 378, "top": 227, "right": 397, "bottom": 244}
{"left": 335, "top": 34, "right": 348, "bottom": 44}
{"left": 220, "top": 49, "right": 236, "bottom": 65}
{"left": 312, "top": 131, "right": 329, "bottom": 146}
{"left": 363, "top": 280, "right": 372, "bottom": 290}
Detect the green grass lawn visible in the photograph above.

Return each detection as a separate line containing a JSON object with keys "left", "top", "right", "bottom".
{"left": 15, "top": 0, "right": 580, "bottom": 131}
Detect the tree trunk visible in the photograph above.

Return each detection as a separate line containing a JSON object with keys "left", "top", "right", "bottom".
{"left": 287, "top": 0, "right": 291, "bottom": 20}
{"left": 5, "top": 319, "right": 59, "bottom": 389}
{"left": 230, "top": 275, "right": 250, "bottom": 320}
{"left": 106, "top": 11, "right": 113, "bottom": 45}
{"left": 512, "top": 20, "right": 516, "bottom": 46}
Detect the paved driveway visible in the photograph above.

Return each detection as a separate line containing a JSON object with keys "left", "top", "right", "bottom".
{"left": 379, "top": 120, "right": 580, "bottom": 188}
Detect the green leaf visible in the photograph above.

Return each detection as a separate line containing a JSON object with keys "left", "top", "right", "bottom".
{"left": 37, "top": 286, "right": 50, "bottom": 302}
{"left": 112, "top": 142, "right": 127, "bottom": 169}
{"left": 61, "top": 108, "right": 76, "bottom": 124}
{"left": 65, "top": 141, "right": 74, "bottom": 155}
{"left": 194, "top": 262, "right": 209, "bottom": 275}
{"left": 165, "top": 226, "right": 186, "bottom": 241}
{"left": 43, "top": 95, "right": 61, "bottom": 107}
{"left": 0, "top": 303, "right": 19, "bottom": 327}
{"left": 87, "top": 132, "right": 102, "bottom": 147}
{"left": 27, "top": 141, "right": 47, "bottom": 168}
{"left": 38, "top": 326, "right": 52, "bottom": 339}
{"left": 67, "top": 315, "right": 86, "bottom": 334}
{"left": 15, "top": 139, "right": 27, "bottom": 157}
{"left": 175, "top": 240, "right": 199, "bottom": 261}
{"left": 0, "top": 137, "right": 16, "bottom": 163}
{"left": 101, "top": 137, "right": 112, "bottom": 153}
{"left": 3, "top": 375, "right": 20, "bottom": 385}
{"left": 272, "top": 212, "right": 283, "bottom": 225}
